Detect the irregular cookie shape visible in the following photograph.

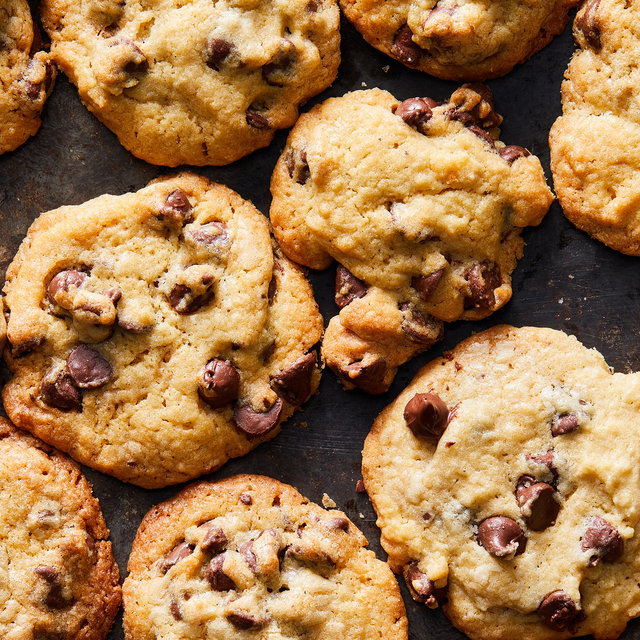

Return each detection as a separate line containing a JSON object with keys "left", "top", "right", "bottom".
{"left": 0, "top": 418, "right": 120, "bottom": 640}
{"left": 550, "top": 0, "right": 640, "bottom": 255}
{"left": 123, "top": 475, "right": 408, "bottom": 640}
{"left": 0, "top": 0, "right": 56, "bottom": 154}
{"left": 363, "top": 326, "right": 640, "bottom": 640}
{"left": 2, "top": 173, "right": 323, "bottom": 488}
{"left": 339, "top": 0, "right": 578, "bottom": 81}
{"left": 271, "top": 87, "right": 553, "bottom": 393}
{"left": 40, "top": 0, "right": 340, "bottom": 166}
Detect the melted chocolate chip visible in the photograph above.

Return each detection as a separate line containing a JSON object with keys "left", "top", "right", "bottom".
{"left": 271, "top": 352, "right": 316, "bottom": 405}
{"left": 449, "top": 84, "right": 502, "bottom": 129}
{"left": 286, "top": 148, "right": 311, "bottom": 185}
{"left": 263, "top": 40, "right": 294, "bottom": 86}
{"left": 516, "top": 476, "right": 560, "bottom": 531}
{"left": 576, "top": 0, "right": 602, "bottom": 49}
{"left": 168, "top": 278, "right": 215, "bottom": 314}
{"left": 412, "top": 270, "right": 444, "bottom": 300}
{"left": 399, "top": 303, "right": 438, "bottom": 344}
{"left": 500, "top": 145, "right": 530, "bottom": 163}
{"left": 468, "top": 125, "right": 495, "bottom": 147}
{"left": 404, "top": 563, "right": 446, "bottom": 608}
{"left": 67, "top": 344, "right": 113, "bottom": 389}
{"left": 392, "top": 24, "right": 423, "bottom": 65}
{"left": 120, "top": 39, "right": 148, "bottom": 73}
{"left": 170, "top": 599, "right": 183, "bottom": 620}
{"left": 527, "top": 450, "right": 558, "bottom": 482}
{"left": 47, "top": 270, "right": 87, "bottom": 303}
{"left": 246, "top": 110, "right": 270, "bottom": 129}
{"left": 538, "top": 591, "right": 585, "bottom": 631}
{"left": 335, "top": 265, "right": 368, "bottom": 308}
{"left": 206, "top": 38, "right": 233, "bottom": 70}
{"left": 267, "top": 275, "right": 277, "bottom": 304}
{"left": 204, "top": 553, "right": 236, "bottom": 591}
{"left": 160, "top": 541, "right": 193, "bottom": 573}
{"left": 201, "top": 526, "right": 228, "bottom": 553}
{"left": 11, "top": 336, "right": 45, "bottom": 358}
{"left": 240, "top": 541, "right": 258, "bottom": 572}
{"left": 226, "top": 611, "right": 268, "bottom": 630}
{"left": 327, "top": 517, "right": 349, "bottom": 532}
{"left": 403, "top": 392, "right": 449, "bottom": 440}
{"left": 189, "top": 222, "right": 229, "bottom": 247}
{"left": 159, "top": 189, "right": 193, "bottom": 224}
{"left": 477, "top": 516, "right": 526, "bottom": 558}
{"left": 34, "top": 566, "right": 71, "bottom": 609}
{"left": 581, "top": 516, "right": 623, "bottom": 566}
{"left": 198, "top": 359, "right": 240, "bottom": 409}
{"left": 40, "top": 367, "right": 83, "bottom": 411}
{"left": 232, "top": 399, "right": 283, "bottom": 439}
{"left": 552, "top": 413, "right": 579, "bottom": 436}
{"left": 394, "top": 98, "right": 433, "bottom": 133}
{"left": 239, "top": 492, "right": 253, "bottom": 505}
{"left": 463, "top": 262, "right": 501, "bottom": 309}
{"left": 339, "top": 358, "right": 388, "bottom": 394}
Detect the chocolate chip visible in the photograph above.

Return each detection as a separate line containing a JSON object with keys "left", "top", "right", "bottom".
{"left": 117, "top": 318, "right": 152, "bottom": 333}
{"left": 394, "top": 98, "right": 433, "bottom": 134}
{"left": 538, "top": 591, "right": 585, "bottom": 632}
{"left": 240, "top": 541, "right": 258, "bottom": 572}
{"left": 339, "top": 358, "right": 388, "bottom": 394}
{"left": 170, "top": 599, "right": 183, "bottom": 620}
{"left": 581, "top": 516, "right": 623, "bottom": 566}
{"left": 286, "top": 148, "right": 310, "bottom": 185}
{"left": 232, "top": 399, "right": 283, "bottom": 439}
{"left": 11, "top": 336, "right": 45, "bottom": 357}
{"left": 159, "top": 189, "right": 193, "bottom": 224}
{"left": 246, "top": 109, "right": 270, "bottom": 129}
{"left": 552, "top": 413, "right": 579, "bottom": 436}
{"left": 576, "top": 0, "right": 602, "bottom": 49}
{"left": 268, "top": 275, "right": 277, "bottom": 304}
{"left": 271, "top": 352, "right": 316, "bottom": 405}
{"left": 404, "top": 563, "right": 446, "bottom": 608}
{"left": 500, "top": 145, "right": 530, "bottom": 163}
{"left": 160, "top": 541, "right": 193, "bottom": 573}
{"left": 204, "top": 553, "right": 236, "bottom": 591}
{"left": 122, "top": 41, "right": 148, "bottom": 73}
{"left": 40, "top": 367, "right": 83, "bottom": 411}
{"left": 168, "top": 270, "right": 215, "bottom": 314}
{"left": 198, "top": 359, "right": 240, "bottom": 409}
{"left": 263, "top": 39, "right": 295, "bottom": 86}
{"left": 399, "top": 303, "right": 439, "bottom": 344}
{"left": 189, "top": 222, "right": 229, "bottom": 247}
{"left": 527, "top": 450, "right": 558, "bottom": 482}
{"left": 34, "top": 565, "right": 58, "bottom": 583}
{"left": 47, "top": 270, "right": 87, "bottom": 304}
{"left": 67, "top": 345, "right": 113, "bottom": 389}
{"left": 392, "top": 24, "right": 423, "bottom": 66}
{"left": 240, "top": 492, "right": 253, "bottom": 505}
{"left": 468, "top": 125, "right": 495, "bottom": 147}
{"left": 516, "top": 476, "right": 560, "bottom": 531}
{"left": 34, "top": 566, "right": 71, "bottom": 609}
{"left": 477, "top": 516, "right": 526, "bottom": 558}
{"left": 206, "top": 38, "right": 233, "bottom": 70}
{"left": 355, "top": 479, "right": 366, "bottom": 493}
{"left": 463, "top": 262, "right": 501, "bottom": 309}
{"left": 449, "top": 84, "right": 502, "bottom": 129}
{"left": 403, "top": 392, "right": 449, "bottom": 440}
{"left": 327, "top": 517, "right": 349, "bottom": 532}
{"left": 201, "top": 526, "right": 228, "bottom": 553}
{"left": 335, "top": 265, "right": 368, "bottom": 308}
{"left": 412, "top": 270, "right": 444, "bottom": 300}
{"left": 226, "top": 611, "right": 268, "bottom": 630}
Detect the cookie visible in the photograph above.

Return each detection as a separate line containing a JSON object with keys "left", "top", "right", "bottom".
{"left": 549, "top": 0, "right": 640, "bottom": 255}
{"left": 0, "top": 0, "right": 56, "bottom": 154}
{"left": 40, "top": 0, "right": 340, "bottom": 167}
{"left": 362, "top": 325, "right": 640, "bottom": 640}
{"left": 0, "top": 417, "right": 120, "bottom": 640}
{"left": 123, "top": 474, "right": 408, "bottom": 640}
{"left": 339, "top": 0, "right": 578, "bottom": 81}
{"left": 270, "top": 87, "right": 553, "bottom": 393}
{"left": 2, "top": 172, "right": 323, "bottom": 488}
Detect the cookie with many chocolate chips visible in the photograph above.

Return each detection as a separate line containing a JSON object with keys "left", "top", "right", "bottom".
{"left": 363, "top": 325, "right": 640, "bottom": 640}
{"left": 40, "top": 0, "right": 339, "bottom": 166}
{"left": 123, "top": 475, "right": 408, "bottom": 640}
{"left": 2, "top": 173, "right": 323, "bottom": 488}
{"left": 270, "top": 87, "right": 553, "bottom": 393}
{"left": 0, "top": 0, "right": 56, "bottom": 154}
{"left": 339, "top": 0, "right": 578, "bottom": 81}
{"left": 0, "top": 418, "right": 120, "bottom": 640}
{"left": 550, "top": 0, "right": 640, "bottom": 255}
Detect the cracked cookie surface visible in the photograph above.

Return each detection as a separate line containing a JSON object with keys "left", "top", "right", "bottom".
{"left": 270, "top": 87, "right": 552, "bottom": 393}
{"left": 363, "top": 325, "right": 640, "bottom": 640}
{"left": 123, "top": 474, "right": 408, "bottom": 640}
{"left": 0, "top": 0, "right": 55, "bottom": 154}
{"left": 2, "top": 173, "right": 323, "bottom": 488}
{"left": 550, "top": 0, "right": 640, "bottom": 255}
{"left": 339, "top": 0, "right": 578, "bottom": 81}
{"left": 0, "top": 418, "right": 120, "bottom": 640}
{"left": 41, "top": 0, "right": 340, "bottom": 166}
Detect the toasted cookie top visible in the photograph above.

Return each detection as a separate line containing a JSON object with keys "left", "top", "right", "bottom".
{"left": 339, "top": 0, "right": 578, "bottom": 81}
{"left": 363, "top": 325, "right": 640, "bottom": 640}
{"left": 40, "top": 0, "right": 340, "bottom": 166}
{"left": 123, "top": 475, "right": 408, "bottom": 640}
{"left": 550, "top": 0, "right": 640, "bottom": 255}
{"left": 0, "top": 418, "right": 120, "bottom": 640}
{"left": 0, "top": 0, "right": 56, "bottom": 154}
{"left": 271, "top": 87, "right": 553, "bottom": 393}
{"left": 2, "top": 173, "right": 323, "bottom": 488}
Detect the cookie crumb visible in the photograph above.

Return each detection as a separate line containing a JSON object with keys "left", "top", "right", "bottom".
{"left": 356, "top": 479, "right": 366, "bottom": 493}
{"left": 382, "top": 65, "right": 390, "bottom": 73}
{"left": 322, "top": 493, "right": 337, "bottom": 508}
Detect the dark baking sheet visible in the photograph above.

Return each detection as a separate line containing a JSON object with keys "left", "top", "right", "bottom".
{"left": 2, "top": 5, "right": 640, "bottom": 639}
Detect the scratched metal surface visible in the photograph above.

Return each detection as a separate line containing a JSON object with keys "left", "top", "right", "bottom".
{"left": 1, "top": 4, "right": 640, "bottom": 639}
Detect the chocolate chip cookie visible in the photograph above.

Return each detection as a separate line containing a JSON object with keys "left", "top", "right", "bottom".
{"left": 339, "top": 0, "right": 578, "bottom": 81}
{"left": 2, "top": 173, "right": 323, "bottom": 488}
{"left": 550, "top": 0, "right": 640, "bottom": 255}
{"left": 0, "top": 0, "right": 56, "bottom": 154}
{"left": 40, "top": 0, "right": 340, "bottom": 167}
{"left": 0, "top": 418, "right": 120, "bottom": 640}
{"left": 270, "top": 87, "right": 553, "bottom": 393}
{"left": 123, "top": 475, "right": 408, "bottom": 640}
{"left": 363, "top": 325, "right": 640, "bottom": 640}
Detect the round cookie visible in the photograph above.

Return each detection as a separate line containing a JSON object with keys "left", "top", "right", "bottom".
{"left": 40, "top": 0, "right": 340, "bottom": 167}
{"left": 2, "top": 172, "right": 324, "bottom": 488}
{"left": 0, "top": 418, "right": 120, "bottom": 640}
{"left": 270, "top": 86, "right": 553, "bottom": 393}
{"left": 550, "top": 0, "right": 640, "bottom": 255}
{"left": 339, "top": 0, "right": 579, "bottom": 81}
{"left": 363, "top": 325, "right": 640, "bottom": 640}
{"left": 123, "top": 474, "right": 408, "bottom": 640}
{"left": 0, "top": 0, "right": 56, "bottom": 154}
